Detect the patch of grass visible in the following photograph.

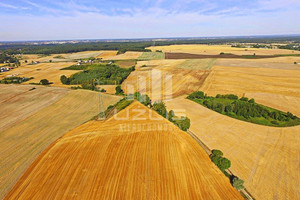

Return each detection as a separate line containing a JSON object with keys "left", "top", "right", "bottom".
{"left": 137, "top": 52, "right": 165, "bottom": 60}
{"left": 176, "top": 59, "right": 216, "bottom": 70}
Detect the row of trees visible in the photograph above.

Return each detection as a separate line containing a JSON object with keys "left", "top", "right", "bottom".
{"left": 210, "top": 150, "right": 245, "bottom": 191}
{"left": 187, "top": 91, "right": 300, "bottom": 126}
{"left": 2, "top": 36, "right": 299, "bottom": 55}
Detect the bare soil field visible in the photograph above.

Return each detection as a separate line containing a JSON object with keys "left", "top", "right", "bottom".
{"left": 0, "top": 85, "right": 69, "bottom": 132}
{"left": 201, "top": 65, "right": 300, "bottom": 99}
{"left": 165, "top": 96, "right": 300, "bottom": 200}
{"left": 122, "top": 59, "right": 210, "bottom": 101}
{"left": 104, "top": 51, "right": 143, "bottom": 60}
{"left": 5, "top": 102, "right": 242, "bottom": 200}
{"left": 0, "top": 89, "right": 121, "bottom": 199}
{"left": 0, "top": 62, "right": 77, "bottom": 87}
{"left": 148, "top": 44, "right": 299, "bottom": 55}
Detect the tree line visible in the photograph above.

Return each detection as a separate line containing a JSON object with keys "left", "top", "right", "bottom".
{"left": 187, "top": 91, "right": 300, "bottom": 127}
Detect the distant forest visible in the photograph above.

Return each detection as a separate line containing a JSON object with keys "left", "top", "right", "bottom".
{"left": 0, "top": 36, "right": 299, "bottom": 55}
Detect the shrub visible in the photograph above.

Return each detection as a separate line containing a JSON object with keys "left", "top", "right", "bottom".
{"left": 115, "top": 85, "right": 124, "bottom": 95}
{"left": 60, "top": 75, "right": 70, "bottom": 85}
{"left": 187, "top": 91, "right": 205, "bottom": 99}
{"left": 231, "top": 176, "right": 245, "bottom": 190}
{"left": 211, "top": 149, "right": 223, "bottom": 157}
{"left": 173, "top": 117, "right": 190, "bottom": 131}
{"left": 134, "top": 92, "right": 151, "bottom": 106}
{"left": 248, "top": 98, "right": 255, "bottom": 103}
{"left": 240, "top": 97, "right": 249, "bottom": 101}
{"left": 152, "top": 102, "right": 167, "bottom": 117}
{"left": 40, "top": 79, "right": 50, "bottom": 85}
{"left": 168, "top": 110, "right": 175, "bottom": 121}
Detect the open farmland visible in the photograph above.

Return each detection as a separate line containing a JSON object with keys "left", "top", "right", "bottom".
{"left": 215, "top": 58, "right": 300, "bottom": 70}
{"left": 201, "top": 65, "right": 300, "bottom": 99}
{"left": 0, "top": 85, "right": 69, "bottom": 132}
{"left": 5, "top": 102, "right": 242, "bottom": 200}
{"left": 0, "top": 88, "right": 121, "bottom": 199}
{"left": 104, "top": 51, "right": 143, "bottom": 60}
{"left": 122, "top": 59, "right": 211, "bottom": 101}
{"left": 148, "top": 44, "right": 299, "bottom": 56}
{"left": 20, "top": 51, "right": 103, "bottom": 63}
{"left": 165, "top": 96, "right": 300, "bottom": 200}
{"left": 114, "top": 60, "right": 136, "bottom": 68}
{"left": 137, "top": 52, "right": 165, "bottom": 60}
{"left": 0, "top": 62, "right": 77, "bottom": 86}
{"left": 176, "top": 59, "right": 216, "bottom": 70}
{"left": 96, "top": 51, "right": 118, "bottom": 59}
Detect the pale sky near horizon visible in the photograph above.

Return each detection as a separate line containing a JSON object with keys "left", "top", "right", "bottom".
{"left": 0, "top": 0, "right": 299, "bottom": 41}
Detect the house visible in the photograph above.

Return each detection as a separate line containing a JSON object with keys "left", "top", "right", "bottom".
{"left": 77, "top": 63, "right": 81, "bottom": 66}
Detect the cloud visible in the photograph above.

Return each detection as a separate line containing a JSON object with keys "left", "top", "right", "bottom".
{"left": 0, "top": 0, "right": 299, "bottom": 41}
{"left": 0, "top": 2, "right": 18, "bottom": 9}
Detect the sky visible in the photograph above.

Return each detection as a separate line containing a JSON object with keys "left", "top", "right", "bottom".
{"left": 0, "top": 0, "right": 299, "bottom": 41}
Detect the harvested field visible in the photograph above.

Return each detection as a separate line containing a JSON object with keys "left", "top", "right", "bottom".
{"left": 245, "top": 92, "right": 300, "bottom": 117}
{"left": 165, "top": 52, "right": 279, "bottom": 59}
{"left": 0, "top": 89, "right": 121, "bottom": 199}
{"left": 148, "top": 44, "right": 298, "bottom": 55}
{"left": 0, "top": 85, "right": 69, "bottom": 132}
{"left": 115, "top": 60, "right": 136, "bottom": 68}
{"left": 201, "top": 66, "right": 300, "bottom": 99}
{"left": 96, "top": 51, "right": 118, "bottom": 59}
{"left": 5, "top": 102, "right": 242, "bottom": 200}
{"left": 137, "top": 52, "right": 165, "bottom": 60}
{"left": 215, "top": 59, "right": 300, "bottom": 70}
{"left": 20, "top": 51, "right": 103, "bottom": 63}
{"left": 96, "top": 85, "right": 117, "bottom": 94}
{"left": 104, "top": 51, "right": 143, "bottom": 60}
{"left": 122, "top": 59, "right": 210, "bottom": 101}
{"left": 165, "top": 96, "right": 300, "bottom": 200}
{"left": 0, "top": 62, "right": 77, "bottom": 87}
{"left": 176, "top": 59, "right": 216, "bottom": 70}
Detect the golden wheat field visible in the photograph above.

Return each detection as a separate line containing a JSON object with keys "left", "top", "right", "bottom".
{"left": 96, "top": 51, "right": 118, "bottom": 59}
{"left": 104, "top": 51, "right": 143, "bottom": 60}
{"left": 0, "top": 84, "right": 69, "bottom": 132}
{"left": 122, "top": 59, "right": 210, "bottom": 102}
{"left": 148, "top": 44, "right": 298, "bottom": 55}
{"left": 0, "top": 87, "right": 121, "bottom": 199}
{"left": 5, "top": 102, "right": 242, "bottom": 200}
{"left": 165, "top": 96, "right": 300, "bottom": 200}
{"left": 20, "top": 51, "right": 103, "bottom": 63}
{"left": 201, "top": 65, "right": 300, "bottom": 98}
{"left": 0, "top": 62, "right": 77, "bottom": 87}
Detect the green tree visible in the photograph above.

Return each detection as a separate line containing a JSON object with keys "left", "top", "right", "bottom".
{"left": 152, "top": 102, "right": 167, "bottom": 117}
{"left": 115, "top": 85, "right": 124, "bottom": 95}
{"left": 240, "top": 97, "right": 249, "bottom": 101}
{"left": 60, "top": 75, "right": 69, "bottom": 85}
{"left": 211, "top": 149, "right": 223, "bottom": 157}
{"left": 40, "top": 79, "right": 50, "bottom": 85}
{"left": 231, "top": 176, "right": 245, "bottom": 190}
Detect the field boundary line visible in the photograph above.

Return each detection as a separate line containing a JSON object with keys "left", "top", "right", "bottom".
{"left": 186, "top": 130, "right": 255, "bottom": 200}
